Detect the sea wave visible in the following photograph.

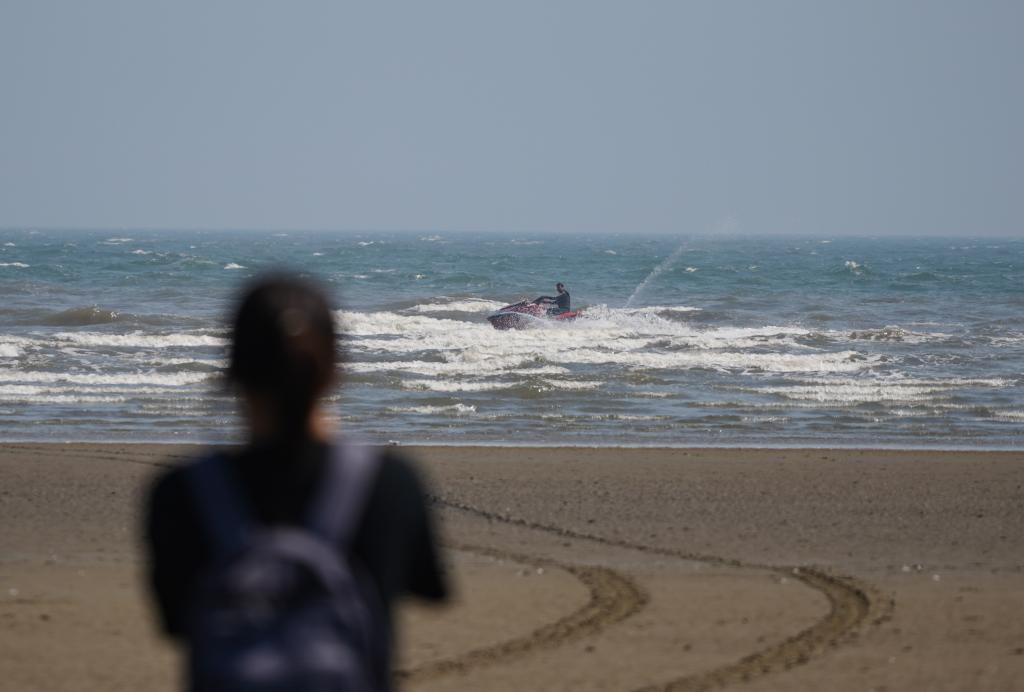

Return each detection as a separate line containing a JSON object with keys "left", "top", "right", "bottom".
{"left": 399, "top": 378, "right": 603, "bottom": 393}
{"left": 0, "top": 370, "right": 211, "bottom": 386}
{"left": 0, "top": 394, "right": 130, "bottom": 404}
{"left": 744, "top": 376, "right": 1010, "bottom": 404}
{"left": 0, "top": 384, "right": 209, "bottom": 397}
{"left": 343, "top": 305, "right": 981, "bottom": 360}
{"left": 408, "top": 299, "right": 506, "bottom": 314}
{"left": 561, "top": 348, "right": 872, "bottom": 374}
{"left": 387, "top": 403, "right": 477, "bottom": 415}
{"left": 346, "top": 359, "right": 570, "bottom": 377}
{"left": 400, "top": 379, "right": 517, "bottom": 392}
{"left": 41, "top": 306, "right": 124, "bottom": 326}
{"left": 51, "top": 331, "right": 225, "bottom": 348}
{"left": 338, "top": 307, "right": 872, "bottom": 378}
{"left": 846, "top": 326, "right": 954, "bottom": 344}
{"left": 341, "top": 306, "right": 805, "bottom": 345}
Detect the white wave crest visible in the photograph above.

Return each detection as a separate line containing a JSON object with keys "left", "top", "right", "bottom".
{"left": 347, "top": 359, "right": 569, "bottom": 377}
{"left": 798, "top": 376, "right": 1011, "bottom": 389}
{"left": 130, "top": 356, "right": 227, "bottom": 368}
{"left": 755, "top": 383, "right": 946, "bottom": 404}
{"left": 408, "top": 299, "right": 506, "bottom": 314}
{"left": 564, "top": 348, "right": 871, "bottom": 373}
{"left": 336, "top": 306, "right": 869, "bottom": 380}
{"left": 0, "top": 384, "right": 207, "bottom": 397}
{"left": 338, "top": 310, "right": 466, "bottom": 336}
{"left": 541, "top": 379, "right": 603, "bottom": 390}
{"left": 401, "top": 380, "right": 515, "bottom": 392}
{"left": 52, "top": 331, "right": 225, "bottom": 348}
{"left": 399, "top": 377, "right": 602, "bottom": 393}
{"left": 623, "top": 305, "right": 701, "bottom": 314}
{"left": 2, "top": 394, "right": 130, "bottom": 404}
{"left": 986, "top": 334, "right": 1024, "bottom": 347}
{"left": 0, "top": 262, "right": 29, "bottom": 268}
{"left": 0, "top": 370, "right": 211, "bottom": 386}
{"left": 748, "top": 376, "right": 1010, "bottom": 404}
{"left": 224, "top": 263, "right": 245, "bottom": 270}
{"left": 387, "top": 403, "right": 476, "bottom": 415}
{"left": 845, "top": 325, "right": 954, "bottom": 344}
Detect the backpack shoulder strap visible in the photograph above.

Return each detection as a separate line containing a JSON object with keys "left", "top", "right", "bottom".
{"left": 307, "top": 439, "right": 381, "bottom": 548}
{"left": 187, "top": 452, "right": 251, "bottom": 557}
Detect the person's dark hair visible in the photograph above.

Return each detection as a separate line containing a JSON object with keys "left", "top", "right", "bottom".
{"left": 556, "top": 282, "right": 565, "bottom": 291}
{"left": 228, "top": 274, "right": 337, "bottom": 438}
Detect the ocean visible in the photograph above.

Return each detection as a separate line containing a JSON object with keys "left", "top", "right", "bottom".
{"left": 0, "top": 229, "right": 1021, "bottom": 448}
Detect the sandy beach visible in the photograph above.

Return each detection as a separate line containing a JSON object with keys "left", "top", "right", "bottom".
{"left": 1, "top": 443, "right": 1022, "bottom": 691}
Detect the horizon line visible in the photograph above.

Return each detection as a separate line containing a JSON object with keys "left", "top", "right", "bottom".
{"left": 2, "top": 225, "right": 1023, "bottom": 239}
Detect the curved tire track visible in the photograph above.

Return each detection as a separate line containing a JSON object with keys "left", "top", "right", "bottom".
{"left": 431, "top": 494, "right": 893, "bottom": 691}
{"left": 398, "top": 542, "right": 647, "bottom": 685}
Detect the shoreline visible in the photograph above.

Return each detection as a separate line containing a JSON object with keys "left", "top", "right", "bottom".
{"left": 2, "top": 443, "right": 1023, "bottom": 690}
{"left": 3, "top": 439, "right": 1023, "bottom": 453}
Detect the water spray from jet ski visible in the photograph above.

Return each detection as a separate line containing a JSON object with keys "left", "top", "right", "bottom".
{"left": 625, "top": 243, "right": 687, "bottom": 308}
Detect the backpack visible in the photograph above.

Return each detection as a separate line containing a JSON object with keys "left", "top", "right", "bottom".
{"left": 185, "top": 441, "right": 383, "bottom": 692}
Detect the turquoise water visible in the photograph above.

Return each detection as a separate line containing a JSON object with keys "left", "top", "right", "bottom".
{"left": 1, "top": 229, "right": 1022, "bottom": 447}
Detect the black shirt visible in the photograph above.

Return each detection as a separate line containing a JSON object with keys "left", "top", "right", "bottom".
{"left": 144, "top": 441, "right": 447, "bottom": 687}
{"left": 537, "top": 291, "right": 570, "bottom": 312}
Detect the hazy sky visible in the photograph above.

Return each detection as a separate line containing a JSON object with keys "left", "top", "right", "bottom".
{"left": 1, "top": 1, "right": 1021, "bottom": 235}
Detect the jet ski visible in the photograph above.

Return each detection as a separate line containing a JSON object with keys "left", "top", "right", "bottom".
{"left": 487, "top": 300, "right": 582, "bottom": 330}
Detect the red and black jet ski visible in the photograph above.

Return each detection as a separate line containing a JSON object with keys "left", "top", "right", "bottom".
{"left": 487, "top": 300, "right": 582, "bottom": 330}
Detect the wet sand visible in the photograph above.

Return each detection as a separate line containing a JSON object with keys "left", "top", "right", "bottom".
{"left": 1, "top": 443, "right": 1022, "bottom": 691}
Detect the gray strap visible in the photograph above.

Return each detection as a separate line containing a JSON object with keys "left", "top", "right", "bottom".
{"left": 308, "top": 439, "right": 381, "bottom": 547}
{"left": 187, "top": 453, "right": 250, "bottom": 556}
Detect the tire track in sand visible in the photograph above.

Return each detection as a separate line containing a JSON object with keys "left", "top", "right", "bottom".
{"left": 29, "top": 445, "right": 893, "bottom": 689}
{"left": 398, "top": 543, "right": 647, "bottom": 685}
{"left": 430, "top": 494, "right": 893, "bottom": 692}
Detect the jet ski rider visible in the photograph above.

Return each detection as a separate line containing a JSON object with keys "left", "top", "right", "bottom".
{"left": 533, "top": 282, "right": 570, "bottom": 315}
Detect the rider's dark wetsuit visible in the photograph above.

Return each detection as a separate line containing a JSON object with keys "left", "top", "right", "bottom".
{"left": 535, "top": 290, "right": 570, "bottom": 314}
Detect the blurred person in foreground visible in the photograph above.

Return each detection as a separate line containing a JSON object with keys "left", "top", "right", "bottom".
{"left": 144, "top": 273, "right": 447, "bottom": 691}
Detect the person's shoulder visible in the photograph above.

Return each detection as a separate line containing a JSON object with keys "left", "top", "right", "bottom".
{"left": 147, "top": 459, "right": 190, "bottom": 509}
{"left": 350, "top": 445, "right": 437, "bottom": 528}
{"left": 146, "top": 449, "right": 231, "bottom": 517}
{"left": 372, "top": 447, "right": 433, "bottom": 498}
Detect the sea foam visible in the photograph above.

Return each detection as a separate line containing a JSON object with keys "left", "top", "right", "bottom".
{"left": 51, "top": 331, "right": 225, "bottom": 348}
